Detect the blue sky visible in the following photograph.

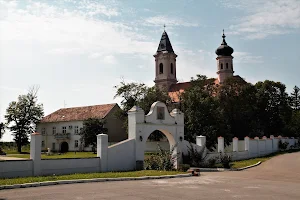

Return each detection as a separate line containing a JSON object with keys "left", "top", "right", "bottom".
{"left": 1, "top": 0, "right": 300, "bottom": 141}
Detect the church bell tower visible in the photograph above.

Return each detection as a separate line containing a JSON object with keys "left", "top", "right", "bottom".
{"left": 154, "top": 30, "right": 177, "bottom": 91}
{"left": 215, "top": 30, "right": 234, "bottom": 84}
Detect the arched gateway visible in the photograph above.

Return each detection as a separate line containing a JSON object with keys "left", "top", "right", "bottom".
{"left": 128, "top": 101, "right": 184, "bottom": 169}
{"left": 97, "top": 101, "right": 193, "bottom": 172}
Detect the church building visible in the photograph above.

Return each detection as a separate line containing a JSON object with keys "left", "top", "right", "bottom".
{"left": 153, "top": 30, "right": 245, "bottom": 102}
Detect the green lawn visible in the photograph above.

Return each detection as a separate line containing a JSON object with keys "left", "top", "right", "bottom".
{"left": 0, "top": 170, "right": 187, "bottom": 186}
{"left": 230, "top": 149, "right": 300, "bottom": 169}
{"left": 4, "top": 152, "right": 97, "bottom": 159}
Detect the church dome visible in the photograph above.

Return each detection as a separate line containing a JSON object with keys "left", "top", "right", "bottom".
{"left": 215, "top": 30, "right": 234, "bottom": 56}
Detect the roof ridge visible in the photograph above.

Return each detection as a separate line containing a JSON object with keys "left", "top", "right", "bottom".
{"left": 60, "top": 103, "right": 117, "bottom": 110}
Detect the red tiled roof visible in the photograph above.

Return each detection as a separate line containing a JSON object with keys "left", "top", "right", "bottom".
{"left": 41, "top": 103, "right": 117, "bottom": 123}
{"left": 168, "top": 76, "right": 245, "bottom": 102}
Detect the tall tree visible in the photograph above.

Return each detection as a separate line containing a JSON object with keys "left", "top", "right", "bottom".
{"left": 0, "top": 122, "right": 5, "bottom": 139}
{"left": 287, "top": 110, "right": 300, "bottom": 137}
{"left": 79, "top": 118, "right": 108, "bottom": 153}
{"left": 5, "top": 86, "right": 44, "bottom": 153}
{"left": 255, "top": 80, "right": 292, "bottom": 137}
{"left": 290, "top": 86, "right": 300, "bottom": 110}
{"left": 181, "top": 75, "right": 231, "bottom": 150}
{"left": 217, "top": 77, "right": 259, "bottom": 139}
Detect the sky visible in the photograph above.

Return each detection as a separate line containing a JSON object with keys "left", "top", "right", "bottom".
{"left": 1, "top": 0, "right": 300, "bottom": 141}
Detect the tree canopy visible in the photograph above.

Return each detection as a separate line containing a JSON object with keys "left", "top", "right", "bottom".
{"left": 5, "top": 86, "right": 44, "bottom": 153}
{"left": 0, "top": 122, "right": 5, "bottom": 139}
{"left": 79, "top": 118, "right": 108, "bottom": 152}
{"left": 114, "top": 76, "right": 300, "bottom": 150}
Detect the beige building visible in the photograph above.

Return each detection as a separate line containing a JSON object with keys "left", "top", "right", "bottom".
{"left": 36, "top": 103, "right": 126, "bottom": 152}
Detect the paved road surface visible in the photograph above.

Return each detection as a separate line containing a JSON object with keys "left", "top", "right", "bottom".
{"left": 1, "top": 152, "right": 300, "bottom": 200}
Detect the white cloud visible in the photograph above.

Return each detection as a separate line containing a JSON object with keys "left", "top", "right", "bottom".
{"left": 144, "top": 15, "right": 199, "bottom": 27}
{"left": 221, "top": 0, "right": 300, "bottom": 39}
{"left": 233, "top": 52, "right": 263, "bottom": 64}
{"left": 0, "top": 0, "right": 156, "bottom": 59}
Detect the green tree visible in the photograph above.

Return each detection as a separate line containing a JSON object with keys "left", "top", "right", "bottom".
{"left": 290, "top": 86, "right": 300, "bottom": 110}
{"left": 0, "top": 122, "right": 5, "bottom": 139}
{"left": 5, "top": 86, "right": 44, "bottom": 153}
{"left": 288, "top": 110, "right": 300, "bottom": 137}
{"left": 181, "top": 75, "right": 231, "bottom": 150}
{"left": 79, "top": 118, "right": 108, "bottom": 153}
{"left": 218, "top": 77, "right": 259, "bottom": 139}
{"left": 255, "top": 80, "right": 292, "bottom": 137}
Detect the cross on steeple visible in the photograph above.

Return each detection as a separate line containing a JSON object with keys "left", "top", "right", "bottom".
{"left": 164, "top": 24, "right": 166, "bottom": 31}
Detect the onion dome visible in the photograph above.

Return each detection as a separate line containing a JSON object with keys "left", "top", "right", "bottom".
{"left": 215, "top": 30, "right": 234, "bottom": 56}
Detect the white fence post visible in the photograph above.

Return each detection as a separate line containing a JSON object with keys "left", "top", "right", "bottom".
{"left": 244, "top": 136, "right": 250, "bottom": 151}
{"left": 218, "top": 136, "right": 224, "bottom": 153}
{"left": 30, "top": 132, "right": 41, "bottom": 176}
{"left": 262, "top": 136, "right": 267, "bottom": 155}
{"left": 97, "top": 134, "right": 108, "bottom": 172}
{"left": 254, "top": 137, "right": 260, "bottom": 157}
{"left": 233, "top": 137, "right": 238, "bottom": 152}
{"left": 270, "top": 135, "right": 274, "bottom": 152}
{"left": 196, "top": 135, "right": 206, "bottom": 148}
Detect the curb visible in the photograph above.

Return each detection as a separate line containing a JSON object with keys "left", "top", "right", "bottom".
{"left": 235, "top": 161, "right": 262, "bottom": 171}
{"left": 0, "top": 173, "right": 192, "bottom": 190}
{"left": 191, "top": 161, "right": 262, "bottom": 172}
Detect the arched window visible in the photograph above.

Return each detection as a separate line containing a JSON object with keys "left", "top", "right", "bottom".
{"left": 221, "top": 63, "right": 223, "bottom": 69}
{"left": 159, "top": 63, "right": 163, "bottom": 74}
{"left": 226, "top": 63, "right": 228, "bottom": 69}
{"left": 171, "top": 63, "right": 174, "bottom": 74}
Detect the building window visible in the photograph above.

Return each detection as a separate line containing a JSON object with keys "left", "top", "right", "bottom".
{"left": 221, "top": 63, "right": 223, "bottom": 69}
{"left": 159, "top": 63, "right": 163, "bottom": 74}
{"left": 52, "top": 127, "right": 56, "bottom": 135}
{"left": 171, "top": 63, "right": 174, "bottom": 74}
{"left": 75, "top": 140, "right": 79, "bottom": 148}
{"left": 41, "top": 128, "right": 46, "bottom": 135}
{"left": 74, "top": 126, "right": 79, "bottom": 134}
{"left": 226, "top": 63, "right": 228, "bottom": 69}
{"left": 52, "top": 143, "right": 55, "bottom": 150}
{"left": 42, "top": 141, "right": 45, "bottom": 147}
{"left": 62, "top": 126, "right": 66, "bottom": 134}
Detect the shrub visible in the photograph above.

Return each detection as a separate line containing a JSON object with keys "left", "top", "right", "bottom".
{"left": 207, "top": 158, "right": 217, "bottom": 168}
{"left": 178, "top": 164, "right": 190, "bottom": 172}
{"left": 144, "top": 143, "right": 178, "bottom": 171}
{"left": 183, "top": 143, "right": 208, "bottom": 167}
{"left": 278, "top": 140, "right": 289, "bottom": 151}
{"left": 219, "top": 152, "right": 232, "bottom": 168}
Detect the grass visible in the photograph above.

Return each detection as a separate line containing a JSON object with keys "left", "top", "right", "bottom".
{"left": 230, "top": 149, "right": 300, "bottom": 169}
{"left": 3, "top": 152, "right": 97, "bottom": 159}
{"left": 0, "top": 170, "right": 186, "bottom": 186}
{"left": 4, "top": 151, "right": 158, "bottom": 160}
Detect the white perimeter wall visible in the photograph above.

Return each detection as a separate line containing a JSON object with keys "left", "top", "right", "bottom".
{"left": 41, "top": 158, "right": 100, "bottom": 176}
{"left": 206, "top": 137, "right": 299, "bottom": 161}
{"left": 107, "top": 139, "right": 136, "bottom": 171}
{"left": 0, "top": 160, "right": 33, "bottom": 178}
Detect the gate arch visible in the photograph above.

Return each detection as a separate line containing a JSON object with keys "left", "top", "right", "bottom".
{"left": 128, "top": 101, "right": 184, "bottom": 168}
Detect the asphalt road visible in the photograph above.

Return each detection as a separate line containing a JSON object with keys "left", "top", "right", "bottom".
{"left": 1, "top": 152, "right": 300, "bottom": 200}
